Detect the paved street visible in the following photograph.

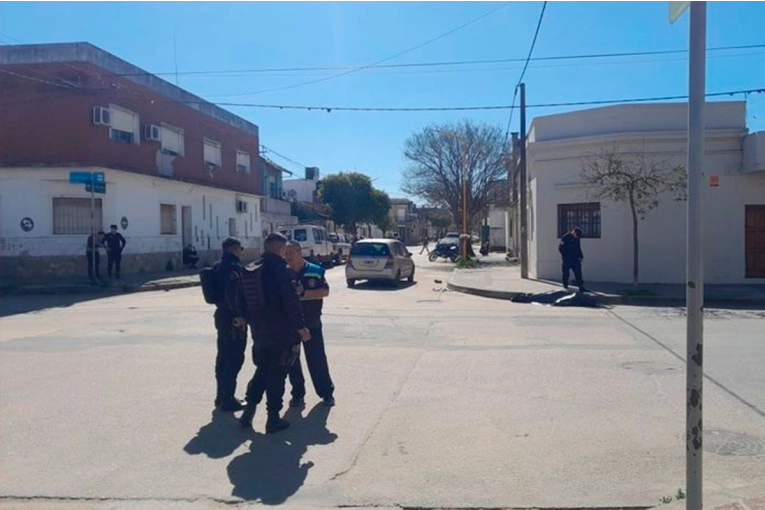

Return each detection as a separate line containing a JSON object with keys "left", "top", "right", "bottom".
{"left": 1, "top": 250, "right": 764, "bottom": 510}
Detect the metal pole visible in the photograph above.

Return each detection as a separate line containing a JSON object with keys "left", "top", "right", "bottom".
{"left": 686, "top": 4, "right": 706, "bottom": 510}
{"left": 519, "top": 83, "right": 529, "bottom": 278}
{"left": 462, "top": 157, "right": 468, "bottom": 259}
{"left": 90, "top": 172, "right": 96, "bottom": 282}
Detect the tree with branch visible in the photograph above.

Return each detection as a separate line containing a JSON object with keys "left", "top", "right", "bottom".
{"left": 318, "top": 172, "right": 392, "bottom": 234}
{"left": 581, "top": 146, "right": 686, "bottom": 286}
{"left": 401, "top": 120, "right": 508, "bottom": 231}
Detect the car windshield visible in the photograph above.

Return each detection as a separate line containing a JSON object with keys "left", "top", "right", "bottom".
{"left": 329, "top": 234, "right": 339, "bottom": 243}
{"left": 351, "top": 242, "right": 390, "bottom": 257}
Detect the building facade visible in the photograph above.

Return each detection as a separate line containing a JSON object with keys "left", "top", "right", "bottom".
{"left": 260, "top": 158, "right": 298, "bottom": 235}
{"left": 0, "top": 42, "right": 266, "bottom": 284}
{"left": 526, "top": 101, "right": 765, "bottom": 285}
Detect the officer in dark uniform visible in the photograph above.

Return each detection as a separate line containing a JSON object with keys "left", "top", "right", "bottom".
{"left": 284, "top": 241, "right": 335, "bottom": 408}
{"left": 240, "top": 233, "right": 311, "bottom": 434}
{"left": 103, "top": 224, "right": 127, "bottom": 280}
{"left": 86, "top": 230, "right": 105, "bottom": 284}
{"left": 214, "top": 237, "right": 248, "bottom": 412}
{"left": 558, "top": 226, "right": 588, "bottom": 292}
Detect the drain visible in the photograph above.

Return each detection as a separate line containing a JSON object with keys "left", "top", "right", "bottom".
{"left": 621, "top": 361, "right": 678, "bottom": 375}
{"left": 704, "top": 429, "right": 765, "bottom": 456}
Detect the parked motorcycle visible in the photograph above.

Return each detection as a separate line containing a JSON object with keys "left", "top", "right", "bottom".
{"left": 428, "top": 243, "right": 459, "bottom": 263}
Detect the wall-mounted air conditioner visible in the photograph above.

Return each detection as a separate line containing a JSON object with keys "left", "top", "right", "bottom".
{"left": 92, "top": 106, "right": 111, "bottom": 126}
{"left": 144, "top": 124, "right": 161, "bottom": 141}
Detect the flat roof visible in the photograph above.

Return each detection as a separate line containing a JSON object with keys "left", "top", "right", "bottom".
{"left": 0, "top": 42, "right": 259, "bottom": 137}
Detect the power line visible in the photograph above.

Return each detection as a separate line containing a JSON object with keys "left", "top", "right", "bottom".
{"left": 205, "top": 1, "right": 514, "bottom": 98}
{"left": 205, "top": 87, "right": 765, "bottom": 112}
{"left": 0, "top": 68, "right": 76, "bottom": 90}
{"left": 105, "top": 43, "right": 765, "bottom": 78}
{"left": 260, "top": 145, "right": 306, "bottom": 169}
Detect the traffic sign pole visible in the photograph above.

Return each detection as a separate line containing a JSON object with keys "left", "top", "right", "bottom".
{"left": 686, "top": 3, "right": 706, "bottom": 510}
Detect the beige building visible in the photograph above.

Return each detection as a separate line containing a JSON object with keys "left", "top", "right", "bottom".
{"left": 526, "top": 101, "right": 765, "bottom": 285}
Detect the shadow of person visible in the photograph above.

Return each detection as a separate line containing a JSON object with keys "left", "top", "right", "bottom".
{"left": 227, "top": 403, "right": 338, "bottom": 504}
{"left": 184, "top": 409, "right": 255, "bottom": 459}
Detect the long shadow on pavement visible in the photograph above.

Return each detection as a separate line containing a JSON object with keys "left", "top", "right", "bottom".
{"left": 184, "top": 410, "right": 255, "bottom": 459}
{"left": 226, "top": 404, "right": 337, "bottom": 505}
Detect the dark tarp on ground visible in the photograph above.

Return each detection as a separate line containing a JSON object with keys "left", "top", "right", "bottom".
{"left": 511, "top": 290, "right": 600, "bottom": 308}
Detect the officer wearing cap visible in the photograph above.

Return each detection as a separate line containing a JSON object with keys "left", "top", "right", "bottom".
{"left": 214, "top": 237, "right": 248, "bottom": 412}
{"left": 558, "top": 226, "right": 588, "bottom": 292}
{"left": 284, "top": 241, "right": 335, "bottom": 408}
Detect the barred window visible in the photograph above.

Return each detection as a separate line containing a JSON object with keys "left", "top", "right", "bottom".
{"left": 160, "top": 204, "right": 177, "bottom": 235}
{"left": 53, "top": 198, "right": 103, "bottom": 235}
{"left": 557, "top": 203, "right": 601, "bottom": 238}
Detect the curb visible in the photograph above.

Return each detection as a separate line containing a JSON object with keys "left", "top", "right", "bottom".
{"left": 447, "top": 279, "right": 764, "bottom": 308}
{"left": 2, "top": 279, "right": 200, "bottom": 296}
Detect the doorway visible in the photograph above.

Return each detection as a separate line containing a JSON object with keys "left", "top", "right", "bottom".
{"left": 181, "top": 206, "right": 192, "bottom": 248}
{"left": 745, "top": 205, "right": 765, "bottom": 278}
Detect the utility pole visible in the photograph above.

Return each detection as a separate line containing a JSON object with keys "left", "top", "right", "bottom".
{"left": 686, "top": 3, "right": 706, "bottom": 510}
{"left": 508, "top": 132, "right": 520, "bottom": 256}
{"left": 461, "top": 144, "right": 468, "bottom": 259}
{"left": 519, "top": 83, "right": 529, "bottom": 278}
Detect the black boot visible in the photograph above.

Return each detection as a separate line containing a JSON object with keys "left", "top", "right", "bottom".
{"left": 266, "top": 414, "right": 290, "bottom": 434}
{"left": 239, "top": 404, "right": 256, "bottom": 428}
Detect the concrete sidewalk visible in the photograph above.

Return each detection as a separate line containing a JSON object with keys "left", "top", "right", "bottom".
{"left": 447, "top": 254, "right": 765, "bottom": 307}
{"left": 1, "top": 269, "right": 201, "bottom": 296}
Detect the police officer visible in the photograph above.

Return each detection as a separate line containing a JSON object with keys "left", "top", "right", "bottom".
{"left": 284, "top": 241, "right": 335, "bottom": 408}
{"left": 86, "top": 230, "right": 105, "bottom": 284}
{"left": 240, "top": 233, "right": 311, "bottom": 433}
{"left": 103, "top": 224, "right": 127, "bottom": 280}
{"left": 558, "top": 226, "right": 588, "bottom": 292}
{"left": 214, "top": 237, "right": 248, "bottom": 412}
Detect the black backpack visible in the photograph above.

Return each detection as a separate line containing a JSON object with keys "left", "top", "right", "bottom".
{"left": 200, "top": 262, "right": 223, "bottom": 305}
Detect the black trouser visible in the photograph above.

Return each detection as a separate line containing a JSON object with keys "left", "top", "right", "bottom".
{"left": 562, "top": 258, "right": 584, "bottom": 288}
{"left": 244, "top": 343, "right": 290, "bottom": 416}
{"left": 214, "top": 311, "right": 247, "bottom": 404}
{"left": 289, "top": 323, "right": 334, "bottom": 400}
{"left": 107, "top": 251, "right": 122, "bottom": 279}
{"left": 86, "top": 251, "right": 101, "bottom": 282}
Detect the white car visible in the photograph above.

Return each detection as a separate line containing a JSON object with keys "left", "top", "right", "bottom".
{"left": 439, "top": 232, "right": 461, "bottom": 245}
{"left": 346, "top": 239, "right": 415, "bottom": 287}
{"left": 328, "top": 233, "right": 352, "bottom": 264}
{"left": 279, "top": 224, "right": 334, "bottom": 266}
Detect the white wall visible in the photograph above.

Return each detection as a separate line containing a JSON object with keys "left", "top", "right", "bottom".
{"left": 282, "top": 178, "right": 317, "bottom": 203}
{"left": 0, "top": 167, "right": 263, "bottom": 258}
{"left": 527, "top": 114, "right": 765, "bottom": 284}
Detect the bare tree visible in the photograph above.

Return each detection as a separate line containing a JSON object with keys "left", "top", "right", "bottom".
{"left": 581, "top": 145, "right": 686, "bottom": 286}
{"left": 402, "top": 120, "right": 507, "bottom": 230}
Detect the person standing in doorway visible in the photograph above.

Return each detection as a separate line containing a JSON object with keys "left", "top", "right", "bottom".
{"left": 284, "top": 241, "right": 335, "bottom": 408}
{"left": 558, "top": 226, "right": 588, "bottom": 292}
{"left": 103, "top": 224, "right": 127, "bottom": 280}
{"left": 86, "top": 231, "right": 105, "bottom": 285}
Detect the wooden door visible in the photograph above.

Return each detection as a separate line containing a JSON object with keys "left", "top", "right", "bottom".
{"left": 745, "top": 205, "right": 765, "bottom": 278}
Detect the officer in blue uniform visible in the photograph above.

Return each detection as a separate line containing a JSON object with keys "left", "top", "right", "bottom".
{"left": 284, "top": 241, "right": 335, "bottom": 407}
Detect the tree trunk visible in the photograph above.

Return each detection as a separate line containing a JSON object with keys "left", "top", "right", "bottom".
{"left": 629, "top": 193, "right": 639, "bottom": 286}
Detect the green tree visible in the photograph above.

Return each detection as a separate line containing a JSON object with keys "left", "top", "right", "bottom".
{"left": 581, "top": 145, "right": 686, "bottom": 286}
{"left": 318, "top": 172, "right": 391, "bottom": 233}
{"left": 429, "top": 214, "right": 453, "bottom": 234}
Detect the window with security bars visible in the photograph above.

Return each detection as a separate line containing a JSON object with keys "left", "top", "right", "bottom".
{"left": 557, "top": 203, "right": 601, "bottom": 238}
{"left": 160, "top": 204, "right": 177, "bottom": 235}
{"left": 52, "top": 198, "right": 103, "bottom": 235}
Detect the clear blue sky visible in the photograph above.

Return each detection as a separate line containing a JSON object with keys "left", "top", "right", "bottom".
{"left": 2, "top": 2, "right": 765, "bottom": 199}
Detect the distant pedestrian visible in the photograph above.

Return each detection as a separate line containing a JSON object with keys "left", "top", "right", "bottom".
{"left": 103, "top": 224, "right": 127, "bottom": 280}
{"left": 558, "top": 226, "right": 588, "bottom": 292}
{"left": 419, "top": 236, "right": 430, "bottom": 255}
{"left": 284, "top": 241, "right": 335, "bottom": 408}
{"left": 240, "top": 233, "right": 311, "bottom": 434}
{"left": 183, "top": 244, "right": 200, "bottom": 268}
{"left": 86, "top": 231, "right": 105, "bottom": 284}
{"left": 213, "top": 237, "right": 248, "bottom": 412}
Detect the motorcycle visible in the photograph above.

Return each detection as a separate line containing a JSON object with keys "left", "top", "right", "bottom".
{"left": 428, "top": 242, "right": 459, "bottom": 263}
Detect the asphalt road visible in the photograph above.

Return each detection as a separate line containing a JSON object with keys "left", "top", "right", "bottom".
{"left": 1, "top": 250, "right": 764, "bottom": 510}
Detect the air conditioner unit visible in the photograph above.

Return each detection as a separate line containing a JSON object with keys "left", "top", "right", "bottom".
{"left": 236, "top": 200, "right": 248, "bottom": 213}
{"left": 92, "top": 106, "right": 111, "bottom": 126}
{"left": 144, "top": 124, "right": 161, "bottom": 141}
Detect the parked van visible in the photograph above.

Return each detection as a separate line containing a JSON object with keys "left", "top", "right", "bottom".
{"left": 278, "top": 224, "right": 335, "bottom": 266}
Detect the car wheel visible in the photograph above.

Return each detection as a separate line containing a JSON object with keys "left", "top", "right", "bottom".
{"left": 407, "top": 267, "right": 415, "bottom": 283}
{"left": 393, "top": 270, "right": 402, "bottom": 287}
{"left": 346, "top": 278, "right": 356, "bottom": 288}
